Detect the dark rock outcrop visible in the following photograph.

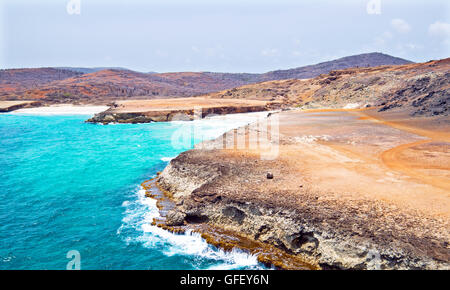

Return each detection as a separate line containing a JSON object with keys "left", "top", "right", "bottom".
{"left": 166, "top": 210, "right": 186, "bottom": 226}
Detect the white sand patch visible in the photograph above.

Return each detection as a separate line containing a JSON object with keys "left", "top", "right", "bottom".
{"left": 12, "top": 104, "right": 109, "bottom": 116}
{"left": 294, "top": 135, "right": 332, "bottom": 144}
{"left": 344, "top": 103, "right": 360, "bottom": 109}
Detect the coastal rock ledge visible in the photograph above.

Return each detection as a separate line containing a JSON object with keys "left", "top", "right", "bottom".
{"left": 86, "top": 98, "right": 278, "bottom": 124}
{"left": 157, "top": 150, "right": 449, "bottom": 270}
{"left": 155, "top": 112, "right": 450, "bottom": 270}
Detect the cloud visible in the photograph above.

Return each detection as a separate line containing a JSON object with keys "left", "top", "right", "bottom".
{"left": 155, "top": 49, "right": 168, "bottom": 57}
{"left": 382, "top": 31, "right": 393, "bottom": 39}
{"left": 405, "top": 43, "right": 419, "bottom": 50}
{"left": 260, "top": 48, "right": 279, "bottom": 57}
{"left": 428, "top": 21, "right": 450, "bottom": 38}
{"left": 374, "top": 31, "right": 393, "bottom": 46}
{"left": 396, "top": 43, "right": 422, "bottom": 52}
{"left": 293, "top": 39, "right": 301, "bottom": 46}
{"left": 391, "top": 19, "right": 411, "bottom": 33}
{"left": 291, "top": 50, "right": 302, "bottom": 57}
{"left": 191, "top": 46, "right": 200, "bottom": 53}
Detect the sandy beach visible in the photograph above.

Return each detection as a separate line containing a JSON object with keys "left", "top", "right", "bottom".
{"left": 12, "top": 104, "right": 109, "bottom": 115}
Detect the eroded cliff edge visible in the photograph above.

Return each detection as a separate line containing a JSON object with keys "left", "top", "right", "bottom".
{"left": 155, "top": 109, "right": 450, "bottom": 269}
{"left": 86, "top": 98, "right": 279, "bottom": 124}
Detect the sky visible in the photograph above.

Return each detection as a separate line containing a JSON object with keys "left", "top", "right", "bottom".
{"left": 0, "top": 0, "right": 449, "bottom": 73}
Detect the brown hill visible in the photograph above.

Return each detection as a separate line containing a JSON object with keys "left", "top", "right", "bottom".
{"left": 0, "top": 52, "right": 412, "bottom": 104}
{"left": 0, "top": 68, "right": 82, "bottom": 96}
{"left": 260, "top": 52, "right": 412, "bottom": 80}
{"left": 4, "top": 70, "right": 264, "bottom": 104}
{"left": 206, "top": 58, "right": 450, "bottom": 117}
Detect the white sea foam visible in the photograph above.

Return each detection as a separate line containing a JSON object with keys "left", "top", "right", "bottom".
{"left": 169, "top": 111, "right": 273, "bottom": 149}
{"left": 119, "top": 186, "right": 264, "bottom": 269}
{"left": 119, "top": 111, "right": 273, "bottom": 269}
{"left": 161, "top": 157, "right": 176, "bottom": 162}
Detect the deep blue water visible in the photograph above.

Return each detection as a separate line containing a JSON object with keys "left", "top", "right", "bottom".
{"left": 0, "top": 113, "right": 263, "bottom": 270}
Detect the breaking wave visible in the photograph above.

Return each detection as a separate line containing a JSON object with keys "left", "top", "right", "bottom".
{"left": 118, "top": 186, "right": 265, "bottom": 270}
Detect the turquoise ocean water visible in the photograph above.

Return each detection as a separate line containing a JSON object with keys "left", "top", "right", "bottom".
{"left": 0, "top": 113, "right": 265, "bottom": 270}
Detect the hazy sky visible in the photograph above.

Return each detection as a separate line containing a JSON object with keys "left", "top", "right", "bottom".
{"left": 1, "top": 0, "right": 449, "bottom": 72}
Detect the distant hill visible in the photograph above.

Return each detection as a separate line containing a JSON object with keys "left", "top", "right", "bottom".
{"left": 56, "top": 67, "right": 131, "bottom": 74}
{"left": 5, "top": 70, "right": 265, "bottom": 103}
{"left": 207, "top": 58, "right": 449, "bottom": 117}
{"left": 261, "top": 52, "right": 412, "bottom": 80}
{"left": 0, "top": 52, "right": 413, "bottom": 103}
{"left": 0, "top": 68, "right": 82, "bottom": 95}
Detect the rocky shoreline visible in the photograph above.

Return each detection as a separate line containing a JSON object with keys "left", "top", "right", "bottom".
{"left": 150, "top": 110, "right": 450, "bottom": 270}
{"left": 142, "top": 179, "right": 316, "bottom": 269}
{"left": 86, "top": 98, "right": 279, "bottom": 124}
{"left": 155, "top": 153, "right": 448, "bottom": 270}
{"left": 0, "top": 101, "right": 41, "bottom": 113}
{"left": 86, "top": 105, "right": 271, "bottom": 124}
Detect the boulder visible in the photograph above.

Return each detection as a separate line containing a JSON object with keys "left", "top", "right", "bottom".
{"left": 166, "top": 210, "right": 186, "bottom": 226}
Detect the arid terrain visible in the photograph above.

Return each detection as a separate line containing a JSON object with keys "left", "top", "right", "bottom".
{"left": 207, "top": 58, "right": 449, "bottom": 117}
{"left": 156, "top": 108, "right": 450, "bottom": 269}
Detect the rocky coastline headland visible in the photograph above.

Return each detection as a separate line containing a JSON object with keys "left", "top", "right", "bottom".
{"left": 150, "top": 109, "right": 450, "bottom": 269}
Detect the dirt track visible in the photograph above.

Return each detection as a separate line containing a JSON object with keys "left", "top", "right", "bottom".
{"left": 349, "top": 110, "right": 450, "bottom": 191}
{"left": 381, "top": 140, "right": 450, "bottom": 191}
